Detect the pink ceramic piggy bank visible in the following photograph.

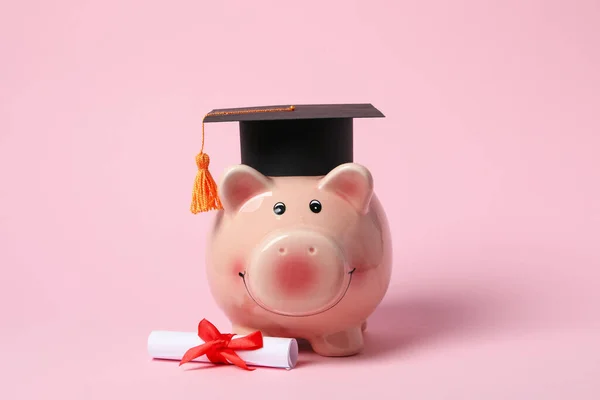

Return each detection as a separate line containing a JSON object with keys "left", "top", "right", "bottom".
{"left": 206, "top": 162, "right": 392, "bottom": 356}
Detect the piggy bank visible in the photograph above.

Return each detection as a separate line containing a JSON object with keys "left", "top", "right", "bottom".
{"left": 205, "top": 162, "right": 392, "bottom": 356}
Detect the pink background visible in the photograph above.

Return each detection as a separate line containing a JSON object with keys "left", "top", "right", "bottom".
{"left": 1, "top": 0, "right": 599, "bottom": 398}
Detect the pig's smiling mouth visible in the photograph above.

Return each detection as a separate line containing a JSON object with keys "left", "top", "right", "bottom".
{"left": 238, "top": 268, "right": 356, "bottom": 317}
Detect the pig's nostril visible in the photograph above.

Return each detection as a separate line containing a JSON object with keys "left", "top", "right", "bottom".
{"left": 308, "top": 247, "right": 316, "bottom": 255}
{"left": 278, "top": 247, "right": 286, "bottom": 255}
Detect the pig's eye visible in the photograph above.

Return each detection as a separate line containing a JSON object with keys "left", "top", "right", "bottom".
{"left": 309, "top": 200, "right": 322, "bottom": 213}
{"left": 273, "top": 202, "right": 286, "bottom": 215}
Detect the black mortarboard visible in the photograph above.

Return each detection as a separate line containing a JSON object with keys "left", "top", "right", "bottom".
{"left": 190, "top": 103, "right": 385, "bottom": 213}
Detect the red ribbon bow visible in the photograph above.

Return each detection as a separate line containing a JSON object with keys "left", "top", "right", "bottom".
{"left": 179, "top": 319, "right": 263, "bottom": 371}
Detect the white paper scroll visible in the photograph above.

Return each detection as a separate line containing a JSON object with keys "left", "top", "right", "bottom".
{"left": 147, "top": 330, "right": 299, "bottom": 370}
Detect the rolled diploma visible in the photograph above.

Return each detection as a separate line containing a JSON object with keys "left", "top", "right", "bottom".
{"left": 148, "top": 330, "right": 299, "bottom": 370}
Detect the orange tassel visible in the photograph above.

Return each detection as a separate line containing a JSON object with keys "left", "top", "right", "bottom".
{"left": 190, "top": 152, "right": 223, "bottom": 213}
{"left": 191, "top": 106, "right": 295, "bottom": 214}
{"left": 190, "top": 113, "right": 223, "bottom": 214}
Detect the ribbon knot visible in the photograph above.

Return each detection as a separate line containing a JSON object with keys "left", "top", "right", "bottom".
{"left": 179, "top": 319, "right": 263, "bottom": 371}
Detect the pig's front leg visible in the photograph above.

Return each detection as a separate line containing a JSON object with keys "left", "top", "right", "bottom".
{"left": 309, "top": 326, "right": 364, "bottom": 357}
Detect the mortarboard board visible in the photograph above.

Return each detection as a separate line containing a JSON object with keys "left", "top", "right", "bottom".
{"left": 190, "top": 104, "right": 385, "bottom": 214}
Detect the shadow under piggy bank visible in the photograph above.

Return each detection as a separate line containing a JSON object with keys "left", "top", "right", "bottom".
{"left": 297, "top": 283, "right": 516, "bottom": 365}
{"left": 362, "top": 294, "right": 489, "bottom": 360}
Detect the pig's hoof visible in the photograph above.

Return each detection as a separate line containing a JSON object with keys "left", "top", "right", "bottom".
{"left": 309, "top": 327, "right": 364, "bottom": 357}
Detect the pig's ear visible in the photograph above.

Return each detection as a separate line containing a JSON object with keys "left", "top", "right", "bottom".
{"left": 219, "top": 165, "right": 272, "bottom": 212}
{"left": 318, "top": 163, "right": 374, "bottom": 214}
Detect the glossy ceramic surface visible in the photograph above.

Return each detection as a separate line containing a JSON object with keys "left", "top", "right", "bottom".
{"left": 205, "top": 163, "right": 393, "bottom": 356}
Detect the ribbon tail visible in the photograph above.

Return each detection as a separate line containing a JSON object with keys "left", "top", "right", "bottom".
{"left": 228, "top": 331, "right": 264, "bottom": 350}
{"left": 220, "top": 349, "right": 255, "bottom": 371}
{"left": 179, "top": 341, "right": 215, "bottom": 366}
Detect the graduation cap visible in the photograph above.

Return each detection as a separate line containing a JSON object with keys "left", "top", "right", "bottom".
{"left": 190, "top": 104, "right": 385, "bottom": 214}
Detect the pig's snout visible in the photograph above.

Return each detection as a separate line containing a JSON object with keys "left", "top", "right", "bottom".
{"left": 271, "top": 234, "right": 333, "bottom": 295}
{"left": 243, "top": 230, "right": 353, "bottom": 317}
{"left": 274, "top": 255, "right": 317, "bottom": 295}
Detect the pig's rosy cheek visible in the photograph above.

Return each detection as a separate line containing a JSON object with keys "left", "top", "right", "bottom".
{"left": 349, "top": 264, "right": 373, "bottom": 285}
{"left": 231, "top": 260, "right": 245, "bottom": 278}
